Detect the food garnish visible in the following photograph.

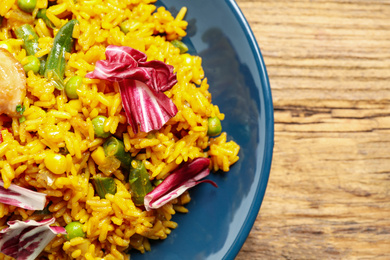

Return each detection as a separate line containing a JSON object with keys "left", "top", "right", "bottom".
{"left": 0, "top": 218, "right": 66, "bottom": 260}
{"left": 86, "top": 45, "right": 178, "bottom": 133}
{"left": 0, "top": 180, "right": 46, "bottom": 210}
{"left": 144, "top": 157, "right": 217, "bottom": 211}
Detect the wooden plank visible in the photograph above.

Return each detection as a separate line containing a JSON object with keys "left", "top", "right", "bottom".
{"left": 235, "top": 0, "right": 390, "bottom": 259}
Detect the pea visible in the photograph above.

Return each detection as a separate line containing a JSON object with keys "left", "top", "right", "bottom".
{"left": 207, "top": 117, "right": 222, "bottom": 136}
{"left": 65, "top": 76, "right": 82, "bottom": 99}
{"left": 92, "top": 115, "right": 111, "bottom": 138}
{"left": 23, "top": 55, "right": 40, "bottom": 74}
{"left": 120, "top": 20, "right": 131, "bottom": 34}
{"left": 44, "top": 153, "right": 67, "bottom": 175}
{"left": 17, "top": 0, "right": 37, "bottom": 13}
{"left": 65, "top": 222, "right": 85, "bottom": 241}
{"left": 120, "top": 20, "right": 140, "bottom": 34}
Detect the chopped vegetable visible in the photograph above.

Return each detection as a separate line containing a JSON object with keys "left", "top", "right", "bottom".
{"left": 23, "top": 55, "right": 40, "bottom": 74}
{"left": 45, "top": 19, "right": 78, "bottom": 90}
{"left": 144, "top": 157, "right": 217, "bottom": 211}
{"left": 14, "top": 24, "right": 46, "bottom": 75}
{"left": 0, "top": 180, "right": 46, "bottom": 210}
{"left": 65, "top": 222, "right": 85, "bottom": 240}
{"left": 171, "top": 40, "right": 188, "bottom": 54}
{"left": 119, "top": 20, "right": 132, "bottom": 34}
{"left": 65, "top": 75, "right": 82, "bottom": 99}
{"left": 91, "top": 115, "right": 111, "bottom": 138}
{"left": 86, "top": 45, "right": 178, "bottom": 133}
{"left": 0, "top": 48, "right": 27, "bottom": 117}
{"left": 103, "top": 136, "right": 132, "bottom": 170}
{"left": 207, "top": 116, "right": 222, "bottom": 136}
{"left": 44, "top": 153, "right": 67, "bottom": 175}
{"left": 17, "top": 0, "right": 37, "bottom": 13}
{"left": 36, "top": 9, "right": 55, "bottom": 29}
{"left": 0, "top": 218, "right": 66, "bottom": 260}
{"left": 128, "top": 160, "right": 153, "bottom": 206}
{"left": 16, "top": 104, "right": 25, "bottom": 115}
{"left": 93, "top": 177, "right": 117, "bottom": 199}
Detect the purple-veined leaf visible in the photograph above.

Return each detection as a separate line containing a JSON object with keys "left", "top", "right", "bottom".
{"left": 0, "top": 218, "right": 66, "bottom": 260}
{"left": 86, "top": 45, "right": 178, "bottom": 133}
{"left": 144, "top": 157, "right": 217, "bottom": 211}
{"left": 0, "top": 181, "right": 46, "bottom": 210}
{"left": 118, "top": 79, "right": 178, "bottom": 134}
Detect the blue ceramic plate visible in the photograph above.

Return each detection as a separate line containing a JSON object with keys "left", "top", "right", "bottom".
{"left": 132, "top": 0, "right": 274, "bottom": 259}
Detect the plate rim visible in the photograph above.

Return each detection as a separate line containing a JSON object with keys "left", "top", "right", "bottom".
{"left": 223, "top": 0, "right": 274, "bottom": 259}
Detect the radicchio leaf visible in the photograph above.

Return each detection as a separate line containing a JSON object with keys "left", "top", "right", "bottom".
{"left": 0, "top": 218, "right": 66, "bottom": 260}
{"left": 0, "top": 181, "right": 46, "bottom": 210}
{"left": 144, "top": 157, "right": 217, "bottom": 211}
{"left": 86, "top": 45, "right": 178, "bottom": 133}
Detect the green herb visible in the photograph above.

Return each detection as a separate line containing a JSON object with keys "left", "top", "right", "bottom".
{"left": 19, "top": 116, "right": 26, "bottom": 123}
{"left": 16, "top": 104, "right": 26, "bottom": 115}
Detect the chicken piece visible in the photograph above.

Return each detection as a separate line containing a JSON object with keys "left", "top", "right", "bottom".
{"left": 0, "top": 48, "right": 26, "bottom": 117}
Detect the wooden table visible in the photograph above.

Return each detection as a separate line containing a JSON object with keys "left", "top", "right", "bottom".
{"left": 235, "top": 1, "right": 390, "bottom": 259}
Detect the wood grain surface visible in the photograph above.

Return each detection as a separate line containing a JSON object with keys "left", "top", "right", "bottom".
{"left": 235, "top": 0, "right": 390, "bottom": 259}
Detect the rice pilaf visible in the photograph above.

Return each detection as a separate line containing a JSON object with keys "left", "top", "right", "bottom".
{"left": 0, "top": 0, "right": 240, "bottom": 259}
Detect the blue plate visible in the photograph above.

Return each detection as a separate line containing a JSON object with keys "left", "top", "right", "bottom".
{"left": 132, "top": 0, "right": 274, "bottom": 259}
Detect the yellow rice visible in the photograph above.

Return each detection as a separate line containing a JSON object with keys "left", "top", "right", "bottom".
{"left": 0, "top": 0, "right": 240, "bottom": 259}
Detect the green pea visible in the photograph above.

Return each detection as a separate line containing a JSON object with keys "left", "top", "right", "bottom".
{"left": 207, "top": 116, "right": 222, "bottom": 136}
{"left": 17, "top": 0, "right": 37, "bottom": 13}
{"left": 23, "top": 55, "right": 40, "bottom": 74}
{"left": 92, "top": 115, "right": 111, "bottom": 138}
{"left": 119, "top": 20, "right": 131, "bottom": 34}
{"left": 65, "top": 222, "right": 85, "bottom": 241}
{"left": 65, "top": 76, "right": 82, "bottom": 99}
{"left": 119, "top": 20, "right": 140, "bottom": 34}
